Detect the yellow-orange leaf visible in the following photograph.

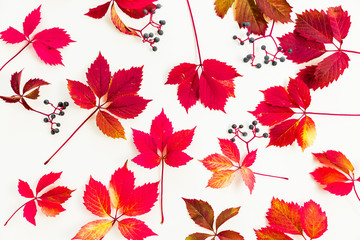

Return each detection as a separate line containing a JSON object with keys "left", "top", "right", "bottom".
{"left": 111, "top": 4, "right": 139, "bottom": 37}
{"left": 207, "top": 170, "right": 236, "bottom": 188}
{"left": 301, "top": 200, "right": 327, "bottom": 239}
{"left": 255, "top": 0, "right": 292, "bottom": 23}
{"left": 297, "top": 116, "right": 316, "bottom": 151}
{"left": 214, "top": 0, "right": 235, "bottom": 18}
{"left": 96, "top": 110, "right": 125, "bottom": 139}
{"left": 200, "top": 153, "right": 234, "bottom": 172}
{"left": 72, "top": 219, "right": 113, "bottom": 240}
{"left": 233, "top": 0, "right": 268, "bottom": 36}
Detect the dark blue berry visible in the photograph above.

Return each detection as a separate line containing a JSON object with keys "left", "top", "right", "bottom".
{"left": 264, "top": 60, "right": 269, "bottom": 64}
{"left": 44, "top": 99, "right": 49, "bottom": 104}
{"left": 247, "top": 54, "right": 253, "bottom": 59}
{"left": 272, "top": 61, "right": 277, "bottom": 66}
{"left": 255, "top": 128, "right": 260, "bottom": 133}
{"left": 43, "top": 118, "right": 49, "bottom": 123}
{"left": 152, "top": 46, "right": 158, "bottom": 52}
{"left": 261, "top": 45, "right": 266, "bottom": 50}
{"left": 263, "top": 133, "right": 269, "bottom": 138}
{"left": 239, "top": 124, "right": 244, "bottom": 128}
{"left": 51, "top": 114, "right": 56, "bottom": 119}
{"left": 59, "top": 111, "right": 65, "bottom": 116}
{"left": 228, "top": 129, "right": 233, "bottom": 133}
{"left": 54, "top": 128, "right": 60, "bottom": 133}
{"left": 154, "top": 37, "right": 160, "bottom": 42}
{"left": 158, "top": 29, "right": 164, "bottom": 35}
{"left": 240, "top": 41, "right": 244, "bottom": 45}
{"left": 159, "top": 20, "right": 166, "bottom": 25}
{"left": 288, "top": 48, "right": 293, "bottom": 53}
{"left": 156, "top": 4, "right": 162, "bottom": 9}
{"left": 64, "top": 101, "right": 69, "bottom": 107}
{"left": 252, "top": 120, "right": 258, "bottom": 125}
{"left": 143, "top": 33, "right": 149, "bottom": 38}
{"left": 233, "top": 35, "right": 237, "bottom": 40}
{"left": 56, "top": 123, "right": 61, "bottom": 127}
{"left": 243, "top": 57, "right": 249, "bottom": 63}
{"left": 249, "top": 37, "right": 255, "bottom": 43}
{"left": 264, "top": 55, "right": 269, "bottom": 61}
{"left": 278, "top": 46, "right": 282, "bottom": 51}
{"left": 242, "top": 132, "right": 248, "bottom": 137}
{"left": 143, "top": 9, "right": 148, "bottom": 14}
{"left": 256, "top": 63, "right": 262, "bottom": 68}
{"left": 231, "top": 138, "right": 236, "bottom": 142}
{"left": 280, "top": 57, "right": 285, "bottom": 62}
{"left": 58, "top": 102, "right": 64, "bottom": 107}
{"left": 149, "top": 32, "right": 154, "bottom": 38}
{"left": 244, "top": 22, "right": 250, "bottom": 27}
{"left": 51, "top": 129, "right": 56, "bottom": 135}
{"left": 249, "top": 125, "right": 254, "bottom": 130}
{"left": 232, "top": 124, "right": 237, "bottom": 129}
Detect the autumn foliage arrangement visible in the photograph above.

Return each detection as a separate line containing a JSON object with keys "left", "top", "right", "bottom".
{"left": 0, "top": 5, "right": 73, "bottom": 70}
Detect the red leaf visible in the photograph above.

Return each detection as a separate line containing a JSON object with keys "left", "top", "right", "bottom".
{"left": 132, "top": 129, "right": 157, "bottom": 153}
{"left": 37, "top": 200, "right": 65, "bottom": 217}
{"left": 241, "top": 150, "right": 257, "bottom": 167}
{"left": 106, "top": 95, "right": 150, "bottom": 119}
{"left": 300, "top": 200, "right": 327, "bottom": 239}
{"left": 23, "top": 5, "right": 41, "bottom": 38}
{"left": 18, "top": 180, "right": 34, "bottom": 198}
{"left": 0, "top": 27, "right": 26, "bottom": 44}
{"left": 296, "top": 65, "right": 317, "bottom": 90}
{"left": 296, "top": 116, "right": 316, "bottom": 151}
{"left": 183, "top": 198, "right": 214, "bottom": 231}
{"left": 36, "top": 172, "right": 62, "bottom": 195}
{"left": 327, "top": 6, "right": 351, "bottom": 42}
{"left": 114, "top": 0, "right": 156, "bottom": 10}
{"left": 72, "top": 219, "right": 113, "bottom": 240}
{"left": 166, "top": 62, "right": 198, "bottom": 85}
{"left": 165, "top": 151, "right": 193, "bottom": 167}
{"left": 0, "top": 96, "right": 21, "bottom": 103}
{"left": 233, "top": 0, "right": 268, "bottom": 36}
{"left": 261, "top": 86, "right": 296, "bottom": 108}
{"left": 203, "top": 59, "right": 240, "bottom": 82}
{"left": 218, "top": 230, "right": 244, "bottom": 240}
{"left": 313, "top": 51, "right": 350, "bottom": 90}
{"left": 85, "top": 1, "right": 111, "bottom": 19}
{"left": 109, "top": 163, "right": 135, "bottom": 209}
{"left": 123, "top": 182, "right": 159, "bottom": 216}
{"left": 215, "top": 207, "right": 240, "bottom": 230}
{"left": 324, "top": 150, "right": 354, "bottom": 174}
{"left": 250, "top": 101, "right": 294, "bottom": 126}
{"left": 32, "top": 41, "right": 63, "bottom": 65}
{"left": 287, "top": 78, "right": 311, "bottom": 110}
{"left": 295, "top": 9, "right": 333, "bottom": 43}
{"left": 177, "top": 71, "right": 200, "bottom": 111}
{"left": 324, "top": 182, "right": 353, "bottom": 196}
{"left": 268, "top": 119, "right": 299, "bottom": 147}
{"left": 67, "top": 80, "right": 97, "bottom": 109}
{"left": 200, "top": 153, "right": 234, "bottom": 172}
{"left": 23, "top": 200, "right": 37, "bottom": 226}
{"left": 255, "top": 227, "right": 294, "bottom": 240}
{"left": 132, "top": 152, "right": 160, "bottom": 169}
{"left": 107, "top": 66, "right": 143, "bottom": 102}
{"left": 311, "top": 167, "right": 349, "bottom": 186}
{"left": 240, "top": 167, "right": 255, "bottom": 193}
{"left": 218, "top": 138, "right": 240, "bottom": 163}
{"left": 83, "top": 177, "right": 111, "bottom": 217}
{"left": 86, "top": 52, "right": 111, "bottom": 98}
{"left": 266, "top": 198, "right": 303, "bottom": 235}
{"left": 120, "top": 4, "right": 156, "bottom": 19}
{"left": 150, "top": 110, "right": 173, "bottom": 151}
{"left": 23, "top": 78, "right": 49, "bottom": 93}
{"left": 117, "top": 218, "right": 156, "bottom": 240}
{"left": 39, "top": 186, "right": 74, "bottom": 204}
{"left": 23, "top": 87, "right": 39, "bottom": 100}
{"left": 255, "top": 0, "right": 292, "bottom": 23}
{"left": 186, "top": 232, "right": 213, "bottom": 240}
{"left": 34, "top": 28, "right": 74, "bottom": 49}
{"left": 167, "top": 128, "right": 196, "bottom": 153}
{"left": 10, "top": 71, "right": 22, "bottom": 95}
{"left": 279, "top": 32, "right": 325, "bottom": 64}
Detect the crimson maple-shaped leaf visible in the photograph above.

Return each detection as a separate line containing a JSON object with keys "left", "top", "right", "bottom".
{"left": 279, "top": 6, "right": 352, "bottom": 90}
{"left": 0, "top": 6, "right": 73, "bottom": 66}
{"left": 250, "top": 78, "right": 316, "bottom": 150}
{"left": 132, "top": 110, "right": 195, "bottom": 223}
{"left": 310, "top": 150, "right": 357, "bottom": 196}
{"left": 0, "top": 70, "right": 49, "bottom": 110}
{"left": 183, "top": 198, "right": 243, "bottom": 239}
{"left": 166, "top": 59, "right": 240, "bottom": 112}
{"left": 5, "top": 172, "right": 73, "bottom": 226}
{"left": 73, "top": 162, "right": 158, "bottom": 240}
{"left": 67, "top": 52, "right": 150, "bottom": 139}
{"left": 256, "top": 198, "right": 328, "bottom": 239}
{"left": 200, "top": 138, "right": 257, "bottom": 193}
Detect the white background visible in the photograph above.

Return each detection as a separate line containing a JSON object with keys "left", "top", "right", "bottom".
{"left": 1, "top": 0, "right": 360, "bottom": 239}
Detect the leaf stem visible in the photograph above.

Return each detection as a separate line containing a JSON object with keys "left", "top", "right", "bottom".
{"left": 44, "top": 107, "right": 99, "bottom": 165}
{"left": 0, "top": 41, "right": 31, "bottom": 72}
{"left": 252, "top": 171, "right": 289, "bottom": 180}
{"left": 186, "top": 0, "right": 202, "bottom": 65}
{"left": 325, "top": 49, "right": 360, "bottom": 54}
{"left": 295, "top": 112, "right": 360, "bottom": 117}
{"left": 4, "top": 199, "right": 34, "bottom": 226}
{"left": 160, "top": 158, "right": 165, "bottom": 224}
{"left": 353, "top": 180, "right": 360, "bottom": 202}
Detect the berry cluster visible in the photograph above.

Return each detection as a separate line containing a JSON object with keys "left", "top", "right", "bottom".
{"left": 42, "top": 100, "right": 69, "bottom": 135}
{"left": 228, "top": 120, "right": 268, "bottom": 152}
{"left": 233, "top": 22, "right": 292, "bottom": 68}
{"left": 135, "top": 4, "right": 166, "bottom": 51}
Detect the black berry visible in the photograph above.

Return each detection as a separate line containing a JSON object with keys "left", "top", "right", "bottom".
{"left": 158, "top": 29, "right": 164, "bottom": 35}
{"left": 159, "top": 20, "right": 166, "bottom": 25}
{"left": 232, "top": 124, "right": 237, "bottom": 129}
{"left": 44, "top": 99, "right": 49, "bottom": 105}
{"left": 152, "top": 46, "right": 158, "bottom": 52}
{"left": 43, "top": 118, "right": 49, "bottom": 123}
{"left": 240, "top": 41, "right": 244, "bottom": 45}
{"left": 249, "top": 125, "right": 254, "bottom": 130}
{"left": 149, "top": 32, "right": 154, "bottom": 38}
{"left": 143, "top": 33, "right": 149, "bottom": 38}
{"left": 261, "top": 45, "right": 266, "bottom": 50}
{"left": 272, "top": 61, "right": 277, "bottom": 66}
{"left": 255, "top": 128, "right": 260, "bottom": 133}
{"left": 252, "top": 120, "right": 258, "bottom": 125}
{"left": 64, "top": 101, "right": 69, "bottom": 107}
{"left": 56, "top": 123, "right": 61, "bottom": 127}
{"left": 156, "top": 4, "right": 162, "bottom": 9}
{"left": 256, "top": 63, "right": 262, "bottom": 69}
{"left": 51, "top": 129, "right": 56, "bottom": 135}
{"left": 154, "top": 37, "right": 160, "bottom": 42}
{"left": 59, "top": 111, "right": 65, "bottom": 116}
{"left": 264, "top": 60, "right": 269, "bottom": 64}
{"left": 58, "top": 102, "right": 64, "bottom": 107}
{"left": 243, "top": 57, "right": 249, "bottom": 63}
{"left": 247, "top": 54, "right": 253, "bottom": 59}
{"left": 278, "top": 46, "right": 282, "bottom": 51}
{"left": 233, "top": 35, "right": 237, "bottom": 40}
{"left": 228, "top": 129, "right": 233, "bottom": 134}
{"left": 54, "top": 128, "right": 60, "bottom": 133}
{"left": 242, "top": 132, "right": 248, "bottom": 137}
{"left": 288, "top": 48, "right": 293, "bottom": 53}
{"left": 249, "top": 37, "right": 255, "bottom": 43}
{"left": 280, "top": 57, "right": 285, "bottom": 62}
{"left": 143, "top": 9, "right": 148, "bottom": 14}
{"left": 51, "top": 114, "right": 56, "bottom": 119}
{"left": 239, "top": 124, "right": 244, "bottom": 128}
{"left": 231, "top": 138, "right": 236, "bottom": 142}
{"left": 264, "top": 55, "right": 269, "bottom": 61}
{"left": 263, "top": 133, "right": 269, "bottom": 138}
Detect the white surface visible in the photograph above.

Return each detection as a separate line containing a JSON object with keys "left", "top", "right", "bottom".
{"left": 1, "top": 0, "right": 360, "bottom": 239}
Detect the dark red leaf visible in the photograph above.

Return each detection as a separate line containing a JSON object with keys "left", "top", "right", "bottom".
{"left": 23, "top": 78, "right": 49, "bottom": 93}
{"left": 287, "top": 78, "right": 311, "bottom": 110}
{"left": 177, "top": 71, "right": 200, "bottom": 112}
{"left": 295, "top": 65, "right": 317, "bottom": 90}
{"left": 268, "top": 119, "right": 299, "bottom": 147}
{"left": 261, "top": 86, "right": 296, "bottom": 108}
{"left": 85, "top": 1, "right": 111, "bottom": 19}
{"left": 250, "top": 101, "right": 294, "bottom": 126}
{"left": 255, "top": 0, "right": 292, "bottom": 23}
{"left": 327, "top": 6, "right": 351, "bottom": 42}
{"left": 24, "top": 88, "right": 40, "bottom": 100}
{"left": 217, "top": 230, "right": 244, "bottom": 240}
{"left": 10, "top": 71, "right": 22, "bottom": 95}
{"left": 0, "top": 96, "right": 21, "bottom": 103}
{"left": 166, "top": 62, "right": 198, "bottom": 85}
{"left": 106, "top": 95, "right": 150, "bottom": 119}
{"left": 86, "top": 52, "right": 111, "bottom": 98}
{"left": 150, "top": 109, "right": 173, "bottom": 151}
{"left": 183, "top": 198, "right": 214, "bottom": 231}
{"left": 114, "top": 0, "right": 156, "bottom": 10}
{"left": 215, "top": 207, "right": 240, "bottom": 230}
{"left": 67, "top": 80, "right": 97, "bottom": 109}
{"left": 132, "top": 129, "right": 157, "bottom": 153}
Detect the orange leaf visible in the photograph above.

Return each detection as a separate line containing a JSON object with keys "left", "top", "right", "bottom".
{"left": 214, "top": 0, "right": 235, "bottom": 18}
{"left": 96, "top": 110, "right": 125, "bottom": 139}
{"left": 233, "top": 0, "right": 268, "bottom": 35}
{"left": 110, "top": 4, "right": 139, "bottom": 37}
{"left": 37, "top": 200, "right": 65, "bottom": 217}
{"left": 255, "top": 0, "right": 292, "bottom": 23}
{"left": 296, "top": 116, "right": 316, "bottom": 151}
{"left": 200, "top": 153, "right": 234, "bottom": 172}
{"left": 183, "top": 198, "right": 214, "bottom": 231}
{"left": 215, "top": 207, "right": 240, "bottom": 230}
{"left": 240, "top": 167, "right": 255, "bottom": 193}
{"left": 207, "top": 170, "right": 236, "bottom": 188}
{"left": 313, "top": 150, "right": 354, "bottom": 175}
{"left": 72, "top": 219, "right": 113, "bottom": 240}
{"left": 300, "top": 200, "right": 327, "bottom": 239}
{"left": 24, "top": 88, "right": 40, "bottom": 99}
{"left": 255, "top": 227, "right": 294, "bottom": 240}
{"left": 117, "top": 218, "right": 157, "bottom": 240}
{"left": 266, "top": 198, "right": 303, "bottom": 235}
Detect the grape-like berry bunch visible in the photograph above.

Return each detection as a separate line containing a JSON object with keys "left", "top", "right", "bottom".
{"left": 228, "top": 121, "right": 268, "bottom": 146}
{"left": 137, "top": 4, "right": 166, "bottom": 51}
{"left": 42, "top": 100, "right": 69, "bottom": 135}
{"left": 233, "top": 22, "right": 292, "bottom": 68}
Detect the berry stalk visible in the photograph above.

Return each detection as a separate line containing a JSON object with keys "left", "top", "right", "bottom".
{"left": 0, "top": 41, "right": 31, "bottom": 72}
{"left": 4, "top": 199, "right": 34, "bottom": 226}
{"left": 186, "top": 0, "right": 203, "bottom": 65}
{"left": 44, "top": 107, "right": 99, "bottom": 165}
{"left": 252, "top": 171, "right": 289, "bottom": 180}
